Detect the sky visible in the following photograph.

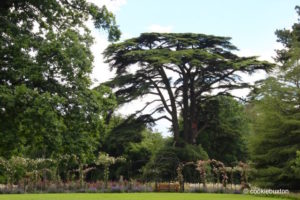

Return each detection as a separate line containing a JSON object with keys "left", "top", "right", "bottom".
{"left": 88, "top": 0, "right": 299, "bottom": 136}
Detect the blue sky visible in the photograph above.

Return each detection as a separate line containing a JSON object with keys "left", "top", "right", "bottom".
{"left": 115, "top": 0, "right": 298, "bottom": 59}
{"left": 89, "top": 0, "right": 299, "bottom": 136}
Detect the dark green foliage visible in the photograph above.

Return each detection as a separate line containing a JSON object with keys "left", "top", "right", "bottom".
{"left": 101, "top": 116, "right": 146, "bottom": 157}
{"left": 143, "top": 140, "right": 208, "bottom": 182}
{"left": 249, "top": 6, "right": 300, "bottom": 190}
{"left": 100, "top": 115, "right": 165, "bottom": 180}
{"left": 249, "top": 78, "right": 300, "bottom": 189}
{"left": 274, "top": 6, "right": 300, "bottom": 65}
{"left": 196, "top": 97, "right": 249, "bottom": 165}
{"left": 119, "top": 130, "right": 164, "bottom": 180}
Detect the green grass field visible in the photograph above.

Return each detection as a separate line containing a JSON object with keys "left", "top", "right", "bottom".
{"left": 0, "top": 193, "right": 290, "bottom": 200}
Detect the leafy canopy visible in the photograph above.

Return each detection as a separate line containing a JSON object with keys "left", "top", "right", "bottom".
{"left": 0, "top": 0, "right": 119, "bottom": 160}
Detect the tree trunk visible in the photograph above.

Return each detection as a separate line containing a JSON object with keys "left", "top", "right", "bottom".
{"left": 173, "top": 119, "right": 180, "bottom": 146}
{"left": 191, "top": 121, "right": 198, "bottom": 144}
{"left": 159, "top": 67, "right": 181, "bottom": 146}
{"left": 182, "top": 75, "right": 190, "bottom": 143}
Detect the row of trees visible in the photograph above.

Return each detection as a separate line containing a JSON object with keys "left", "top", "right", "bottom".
{"left": 0, "top": 0, "right": 299, "bottom": 191}
{"left": 102, "top": 6, "right": 300, "bottom": 190}
{"left": 0, "top": 0, "right": 249, "bottom": 183}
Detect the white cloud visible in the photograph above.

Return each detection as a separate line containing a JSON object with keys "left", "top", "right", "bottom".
{"left": 90, "top": 32, "right": 112, "bottom": 85}
{"left": 229, "top": 70, "right": 267, "bottom": 99}
{"left": 147, "top": 24, "right": 173, "bottom": 33}
{"left": 86, "top": 0, "right": 127, "bottom": 86}
{"left": 121, "top": 32, "right": 134, "bottom": 40}
{"left": 236, "top": 41, "right": 283, "bottom": 63}
{"left": 237, "top": 48, "right": 274, "bottom": 63}
{"left": 231, "top": 42, "right": 284, "bottom": 98}
{"left": 88, "top": 0, "right": 127, "bottom": 13}
{"left": 89, "top": 29, "right": 133, "bottom": 86}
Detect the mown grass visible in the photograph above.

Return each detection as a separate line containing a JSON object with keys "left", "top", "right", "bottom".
{"left": 0, "top": 193, "right": 291, "bottom": 200}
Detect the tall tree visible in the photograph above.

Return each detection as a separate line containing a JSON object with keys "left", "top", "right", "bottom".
{"left": 104, "top": 33, "right": 272, "bottom": 145}
{"left": 0, "top": 0, "right": 120, "bottom": 159}
{"left": 249, "top": 6, "right": 300, "bottom": 189}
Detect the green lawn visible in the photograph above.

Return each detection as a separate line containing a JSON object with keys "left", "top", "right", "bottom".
{"left": 0, "top": 193, "right": 289, "bottom": 200}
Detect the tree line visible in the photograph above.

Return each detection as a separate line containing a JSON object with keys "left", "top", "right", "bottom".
{"left": 0, "top": 0, "right": 299, "bottom": 190}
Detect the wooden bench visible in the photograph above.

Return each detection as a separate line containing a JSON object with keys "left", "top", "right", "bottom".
{"left": 157, "top": 183, "right": 179, "bottom": 192}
